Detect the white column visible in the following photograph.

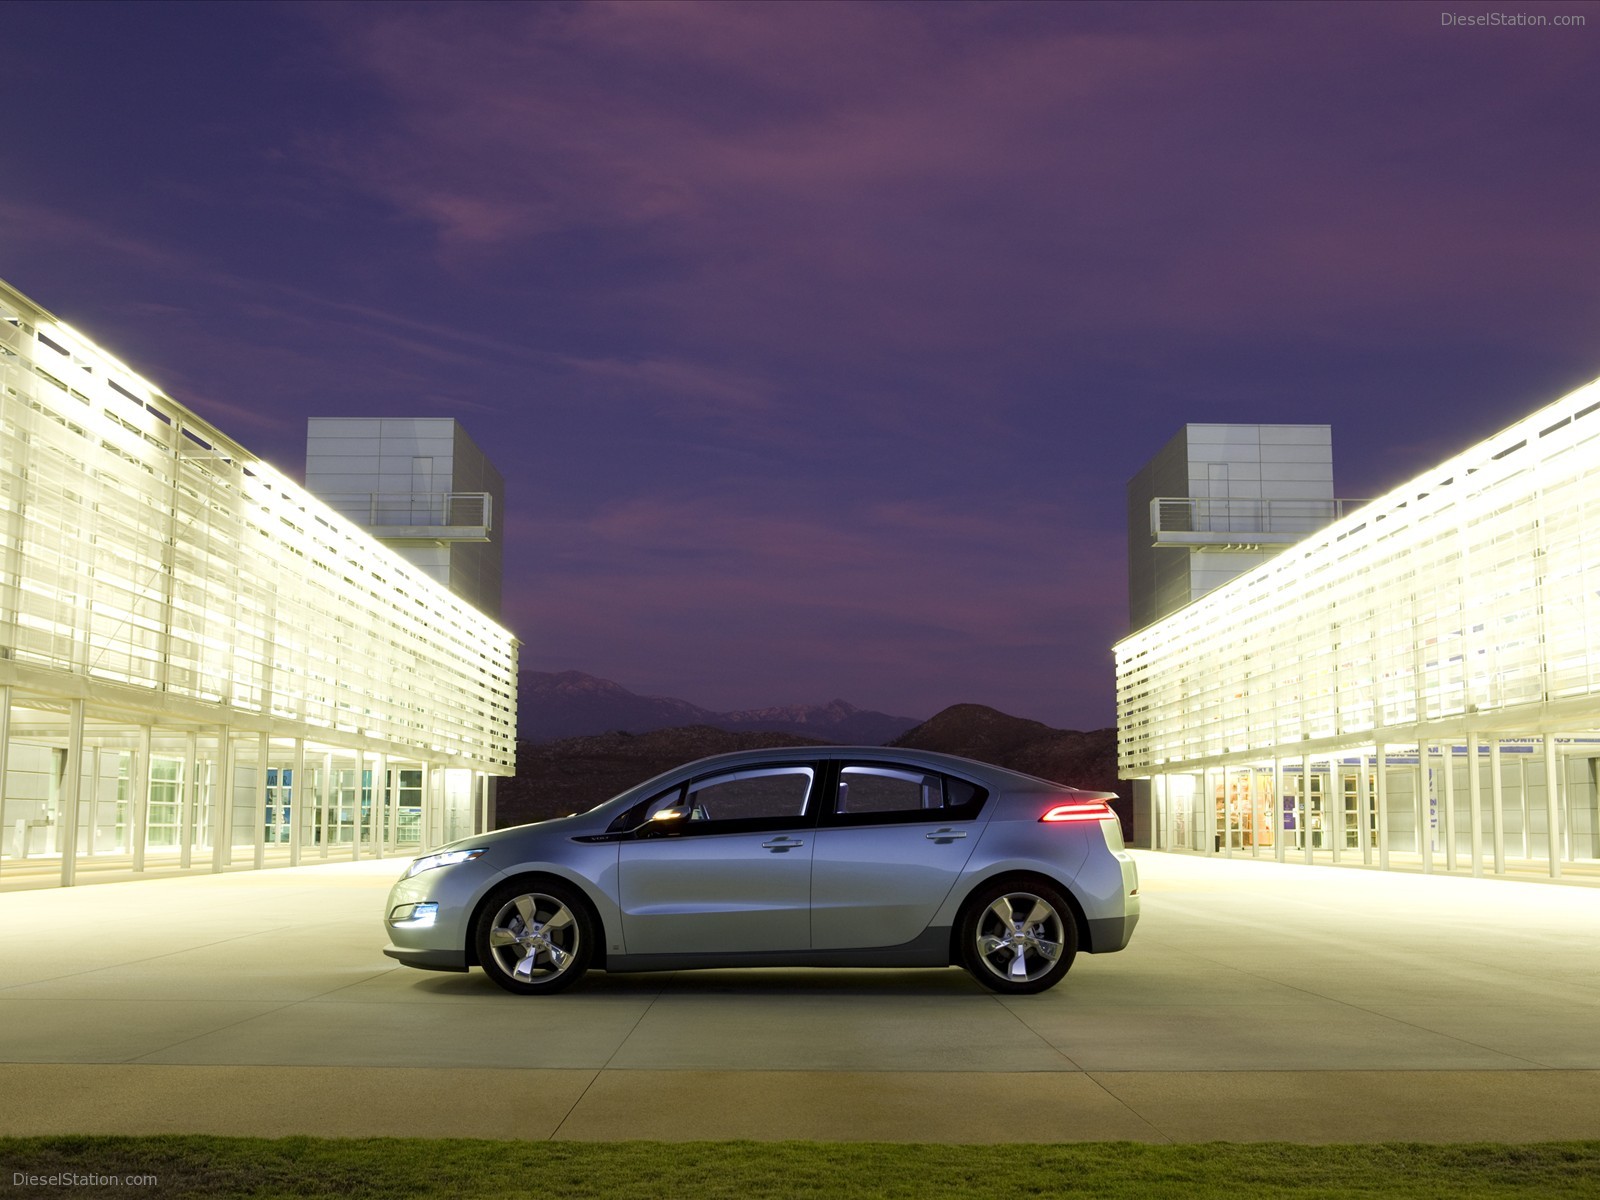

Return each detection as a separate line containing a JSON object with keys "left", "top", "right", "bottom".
{"left": 0, "top": 685, "right": 11, "bottom": 879}
{"left": 1203, "top": 771, "right": 1216, "bottom": 857}
{"left": 253, "top": 732, "right": 269, "bottom": 870}
{"left": 289, "top": 738, "right": 306, "bottom": 868}
{"left": 1561, "top": 751, "right": 1575, "bottom": 865}
{"left": 1544, "top": 735, "right": 1562, "bottom": 879}
{"left": 1519, "top": 753, "right": 1532, "bottom": 859}
{"left": 1440, "top": 745, "right": 1456, "bottom": 872}
{"left": 179, "top": 731, "right": 197, "bottom": 870}
{"left": 419, "top": 763, "right": 433, "bottom": 852}
{"left": 320, "top": 751, "right": 334, "bottom": 859}
{"left": 352, "top": 748, "right": 365, "bottom": 862}
{"left": 1417, "top": 751, "right": 1431, "bottom": 874}
{"left": 388, "top": 761, "right": 403, "bottom": 848}
{"left": 1302, "top": 755, "right": 1313, "bottom": 866}
{"left": 131, "top": 726, "right": 152, "bottom": 873}
{"left": 1356, "top": 753, "right": 1372, "bottom": 866}
{"left": 1222, "top": 770, "right": 1233, "bottom": 859}
{"left": 1164, "top": 774, "right": 1177, "bottom": 851}
{"left": 59, "top": 700, "right": 86, "bottom": 887}
{"left": 1467, "top": 732, "right": 1483, "bottom": 878}
{"left": 1274, "top": 758, "right": 1287, "bottom": 863}
{"left": 1490, "top": 739, "right": 1506, "bottom": 874}
{"left": 85, "top": 747, "right": 102, "bottom": 859}
{"left": 1250, "top": 769, "right": 1262, "bottom": 859}
{"left": 214, "top": 731, "right": 237, "bottom": 872}
{"left": 373, "top": 752, "right": 388, "bottom": 859}
{"left": 1376, "top": 742, "right": 1390, "bottom": 871}
{"left": 1330, "top": 763, "right": 1344, "bottom": 865}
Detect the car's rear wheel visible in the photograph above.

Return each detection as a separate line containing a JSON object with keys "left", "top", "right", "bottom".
{"left": 958, "top": 880, "right": 1077, "bottom": 994}
{"left": 474, "top": 878, "right": 595, "bottom": 995}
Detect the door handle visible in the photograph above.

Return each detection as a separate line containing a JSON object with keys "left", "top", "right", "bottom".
{"left": 762, "top": 837, "right": 804, "bottom": 850}
{"left": 925, "top": 829, "right": 967, "bottom": 841}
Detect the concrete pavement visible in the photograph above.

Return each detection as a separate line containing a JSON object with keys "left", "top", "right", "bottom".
{"left": 1, "top": 851, "right": 1597, "bottom": 1143}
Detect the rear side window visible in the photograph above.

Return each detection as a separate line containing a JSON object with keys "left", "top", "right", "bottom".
{"left": 829, "top": 764, "right": 988, "bottom": 824}
{"left": 837, "top": 767, "right": 940, "bottom": 814}
{"left": 944, "top": 777, "right": 983, "bottom": 812}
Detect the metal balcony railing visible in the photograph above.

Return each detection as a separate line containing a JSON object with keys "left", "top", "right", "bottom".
{"left": 320, "top": 492, "right": 493, "bottom": 539}
{"left": 1150, "top": 497, "right": 1365, "bottom": 547}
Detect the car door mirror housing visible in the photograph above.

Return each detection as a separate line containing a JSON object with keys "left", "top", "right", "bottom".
{"left": 627, "top": 805, "right": 689, "bottom": 835}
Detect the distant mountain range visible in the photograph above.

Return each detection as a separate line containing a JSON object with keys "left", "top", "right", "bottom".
{"left": 890, "top": 704, "right": 1118, "bottom": 796}
{"left": 497, "top": 696, "right": 1122, "bottom": 829}
{"left": 518, "top": 670, "right": 922, "bottom": 744}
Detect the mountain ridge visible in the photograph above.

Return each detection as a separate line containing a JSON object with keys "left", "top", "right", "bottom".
{"left": 518, "top": 669, "right": 921, "bottom": 743}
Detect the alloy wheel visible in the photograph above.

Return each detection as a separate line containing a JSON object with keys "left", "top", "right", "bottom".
{"left": 486, "top": 892, "right": 581, "bottom": 984}
{"left": 972, "top": 891, "right": 1065, "bottom": 985}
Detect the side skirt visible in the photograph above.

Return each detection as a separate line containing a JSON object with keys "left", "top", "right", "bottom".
{"left": 606, "top": 926, "right": 952, "bottom": 974}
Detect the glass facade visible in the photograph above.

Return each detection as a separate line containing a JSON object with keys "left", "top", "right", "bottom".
{"left": 0, "top": 277, "right": 517, "bottom": 888}
{"left": 1117, "top": 376, "right": 1600, "bottom": 878}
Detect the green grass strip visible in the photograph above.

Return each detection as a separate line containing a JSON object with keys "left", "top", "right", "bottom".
{"left": 3, "top": 1137, "right": 1599, "bottom": 1199}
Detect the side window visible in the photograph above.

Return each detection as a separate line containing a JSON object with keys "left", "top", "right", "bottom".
{"left": 829, "top": 765, "right": 990, "bottom": 824}
{"left": 686, "top": 767, "right": 813, "bottom": 825}
{"left": 607, "top": 785, "right": 685, "bottom": 833}
{"left": 944, "top": 777, "right": 984, "bottom": 813}
{"left": 837, "top": 767, "right": 940, "bottom": 814}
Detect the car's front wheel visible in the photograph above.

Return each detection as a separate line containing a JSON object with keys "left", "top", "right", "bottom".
{"left": 958, "top": 880, "right": 1078, "bottom": 994}
{"left": 474, "top": 878, "right": 595, "bottom": 995}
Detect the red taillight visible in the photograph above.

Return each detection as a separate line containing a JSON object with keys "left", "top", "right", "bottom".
{"left": 1040, "top": 801, "right": 1112, "bottom": 823}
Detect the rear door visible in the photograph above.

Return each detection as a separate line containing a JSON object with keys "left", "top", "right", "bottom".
{"left": 810, "top": 763, "right": 987, "bottom": 949}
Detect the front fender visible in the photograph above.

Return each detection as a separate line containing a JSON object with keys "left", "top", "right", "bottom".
{"left": 462, "top": 844, "right": 623, "bottom": 965}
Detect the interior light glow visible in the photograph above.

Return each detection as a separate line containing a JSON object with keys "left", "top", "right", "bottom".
{"left": 1040, "top": 801, "right": 1113, "bottom": 823}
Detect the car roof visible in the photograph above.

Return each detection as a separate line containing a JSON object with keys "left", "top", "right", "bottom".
{"left": 661, "top": 745, "right": 1080, "bottom": 792}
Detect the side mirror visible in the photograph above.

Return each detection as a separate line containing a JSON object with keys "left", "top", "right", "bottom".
{"left": 622, "top": 805, "right": 688, "bottom": 835}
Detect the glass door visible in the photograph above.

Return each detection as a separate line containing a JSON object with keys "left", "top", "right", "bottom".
{"left": 1343, "top": 771, "right": 1377, "bottom": 850}
{"left": 264, "top": 768, "right": 292, "bottom": 844}
{"left": 146, "top": 757, "right": 182, "bottom": 849}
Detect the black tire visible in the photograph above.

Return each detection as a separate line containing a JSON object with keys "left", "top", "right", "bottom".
{"left": 958, "top": 879, "right": 1078, "bottom": 994}
{"left": 473, "top": 878, "right": 595, "bottom": 995}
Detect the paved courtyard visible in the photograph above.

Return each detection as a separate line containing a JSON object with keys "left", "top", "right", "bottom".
{"left": 1, "top": 850, "right": 1597, "bottom": 1142}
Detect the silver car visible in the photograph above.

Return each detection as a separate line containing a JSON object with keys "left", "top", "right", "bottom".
{"left": 383, "top": 747, "right": 1139, "bottom": 995}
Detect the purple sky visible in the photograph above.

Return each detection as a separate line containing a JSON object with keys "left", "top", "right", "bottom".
{"left": 5, "top": 1, "right": 1599, "bottom": 729}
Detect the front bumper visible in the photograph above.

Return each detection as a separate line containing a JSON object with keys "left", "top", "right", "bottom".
{"left": 382, "top": 856, "right": 498, "bottom": 972}
{"left": 383, "top": 944, "right": 469, "bottom": 972}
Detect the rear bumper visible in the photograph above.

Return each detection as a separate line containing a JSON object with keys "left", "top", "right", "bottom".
{"left": 1086, "top": 912, "right": 1139, "bottom": 953}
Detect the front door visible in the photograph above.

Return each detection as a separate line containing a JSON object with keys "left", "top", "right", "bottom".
{"left": 619, "top": 764, "right": 816, "bottom": 955}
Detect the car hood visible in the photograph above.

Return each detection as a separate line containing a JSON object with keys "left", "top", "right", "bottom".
{"left": 446, "top": 807, "right": 615, "bottom": 853}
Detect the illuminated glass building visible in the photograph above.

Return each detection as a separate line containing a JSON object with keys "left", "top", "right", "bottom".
{"left": 0, "top": 277, "right": 518, "bottom": 889}
{"left": 1117, "top": 379, "right": 1600, "bottom": 879}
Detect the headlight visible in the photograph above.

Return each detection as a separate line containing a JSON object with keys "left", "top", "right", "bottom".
{"left": 404, "top": 848, "right": 486, "bottom": 878}
{"left": 389, "top": 902, "right": 439, "bottom": 928}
